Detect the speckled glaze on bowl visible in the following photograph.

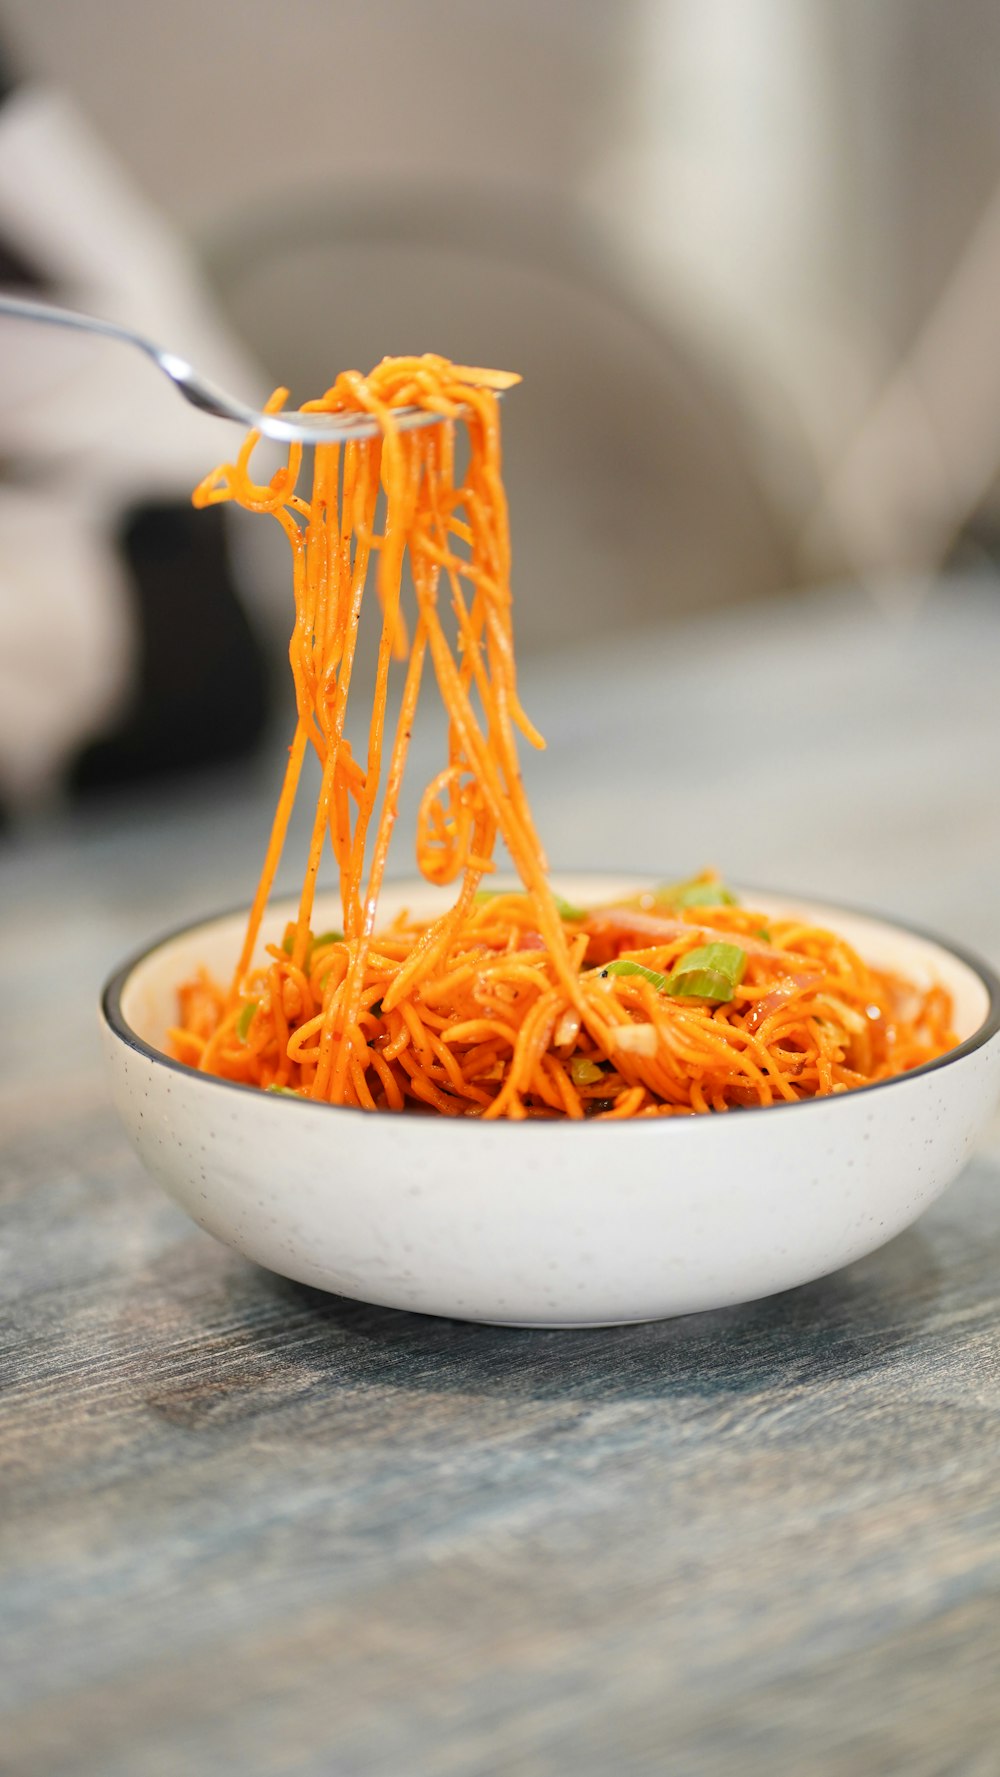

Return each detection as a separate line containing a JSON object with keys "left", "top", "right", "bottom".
{"left": 101, "top": 877, "right": 1000, "bottom": 1325}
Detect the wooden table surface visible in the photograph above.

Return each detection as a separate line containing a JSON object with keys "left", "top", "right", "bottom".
{"left": 3, "top": 577, "right": 1000, "bottom": 1777}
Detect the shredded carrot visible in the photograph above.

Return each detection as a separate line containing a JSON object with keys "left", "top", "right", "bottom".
{"left": 172, "top": 354, "right": 956, "bottom": 1116}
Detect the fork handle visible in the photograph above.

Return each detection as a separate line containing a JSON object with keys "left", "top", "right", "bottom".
{"left": 0, "top": 291, "right": 154, "bottom": 353}
{"left": 0, "top": 291, "right": 250, "bottom": 428}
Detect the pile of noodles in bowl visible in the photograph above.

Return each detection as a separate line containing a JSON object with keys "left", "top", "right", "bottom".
{"left": 102, "top": 874, "right": 1000, "bottom": 1326}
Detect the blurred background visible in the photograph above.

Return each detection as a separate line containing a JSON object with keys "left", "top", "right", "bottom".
{"left": 8, "top": 12, "right": 1000, "bottom": 1771}
{"left": 6, "top": 16, "right": 1000, "bottom": 1768}
{"left": 1, "top": 0, "right": 999, "bottom": 932}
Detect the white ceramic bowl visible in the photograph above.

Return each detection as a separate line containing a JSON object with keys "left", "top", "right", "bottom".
{"left": 102, "top": 876, "right": 1000, "bottom": 1325}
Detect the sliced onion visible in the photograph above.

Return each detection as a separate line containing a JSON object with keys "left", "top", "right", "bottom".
{"left": 611, "top": 1023, "right": 659, "bottom": 1057}
{"left": 745, "top": 971, "right": 822, "bottom": 1033}
{"left": 553, "top": 1009, "right": 581, "bottom": 1051}
{"left": 589, "top": 907, "right": 793, "bottom": 962}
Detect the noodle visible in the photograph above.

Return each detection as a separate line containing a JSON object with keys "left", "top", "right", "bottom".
{"left": 172, "top": 355, "right": 956, "bottom": 1118}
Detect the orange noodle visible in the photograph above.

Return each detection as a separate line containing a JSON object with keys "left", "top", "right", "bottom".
{"left": 171, "top": 355, "right": 956, "bottom": 1118}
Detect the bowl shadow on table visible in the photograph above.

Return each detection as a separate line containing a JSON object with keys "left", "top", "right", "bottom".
{"left": 132, "top": 1210, "right": 955, "bottom": 1435}
{"left": 245, "top": 1222, "right": 947, "bottom": 1407}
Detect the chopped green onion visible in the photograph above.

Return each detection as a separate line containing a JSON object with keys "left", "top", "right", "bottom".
{"left": 653, "top": 876, "right": 739, "bottom": 909}
{"left": 668, "top": 968, "right": 735, "bottom": 1001}
{"left": 301, "top": 930, "right": 344, "bottom": 980}
{"left": 474, "top": 889, "right": 589, "bottom": 921}
{"left": 569, "top": 1056, "right": 605, "bottom": 1086}
{"left": 308, "top": 929, "right": 343, "bottom": 968}
{"left": 604, "top": 958, "right": 670, "bottom": 992}
{"left": 237, "top": 1000, "right": 258, "bottom": 1042}
{"left": 755, "top": 926, "right": 772, "bottom": 942}
{"left": 553, "top": 896, "right": 587, "bottom": 922}
{"left": 603, "top": 944, "right": 746, "bottom": 1003}
{"left": 265, "top": 1084, "right": 300, "bottom": 1097}
{"left": 663, "top": 942, "right": 746, "bottom": 1002}
{"left": 282, "top": 925, "right": 344, "bottom": 962}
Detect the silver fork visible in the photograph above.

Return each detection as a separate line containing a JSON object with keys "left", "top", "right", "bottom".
{"left": 0, "top": 293, "right": 461, "bottom": 444}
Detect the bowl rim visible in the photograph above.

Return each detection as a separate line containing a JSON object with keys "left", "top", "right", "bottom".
{"left": 101, "top": 879, "right": 1000, "bottom": 1127}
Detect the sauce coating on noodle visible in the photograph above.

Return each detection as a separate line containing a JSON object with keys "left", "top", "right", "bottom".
{"left": 172, "top": 357, "right": 955, "bottom": 1117}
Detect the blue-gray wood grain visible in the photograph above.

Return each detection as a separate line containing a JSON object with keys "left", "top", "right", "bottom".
{"left": 2, "top": 577, "right": 1000, "bottom": 1777}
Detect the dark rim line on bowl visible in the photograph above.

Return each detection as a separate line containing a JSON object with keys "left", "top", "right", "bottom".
{"left": 101, "top": 879, "right": 1000, "bottom": 1125}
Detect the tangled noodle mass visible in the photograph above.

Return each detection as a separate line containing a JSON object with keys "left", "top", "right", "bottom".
{"left": 172, "top": 356, "right": 955, "bottom": 1117}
